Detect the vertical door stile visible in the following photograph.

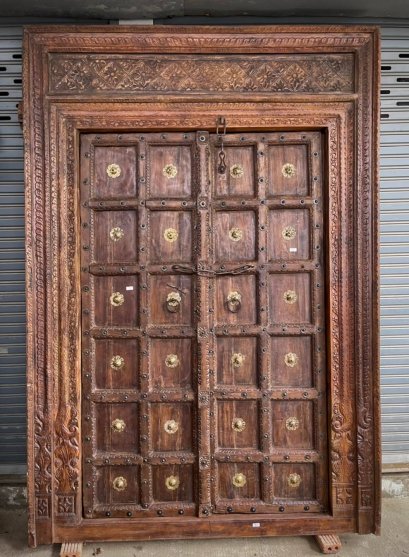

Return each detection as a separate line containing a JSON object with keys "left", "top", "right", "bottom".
{"left": 196, "top": 131, "right": 212, "bottom": 516}
{"left": 138, "top": 136, "right": 150, "bottom": 510}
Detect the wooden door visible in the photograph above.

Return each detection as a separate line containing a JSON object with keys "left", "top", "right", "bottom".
{"left": 80, "top": 130, "right": 327, "bottom": 519}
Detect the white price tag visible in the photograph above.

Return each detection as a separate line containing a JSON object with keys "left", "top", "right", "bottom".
{"left": 289, "top": 247, "right": 298, "bottom": 253}
{"left": 126, "top": 286, "right": 134, "bottom": 291}
{"left": 252, "top": 523, "right": 261, "bottom": 528}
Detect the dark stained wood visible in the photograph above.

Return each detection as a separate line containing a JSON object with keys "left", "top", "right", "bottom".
{"left": 23, "top": 25, "right": 380, "bottom": 549}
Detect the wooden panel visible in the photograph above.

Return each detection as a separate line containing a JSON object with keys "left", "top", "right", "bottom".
{"left": 95, "top": 465, "right": 141, "bottom": 505}
{"left": 92, "top": 146, "right": 138, "bottom": 199}
{"left": 94, "top": 339, "right": 139, "bottom": 390}
{"left": 93, "top": 275, "right": 139, "bottom": 327}
{"left": 217, "top": 463, "right": 261, "bottom": 500}
{"left": 268, "top": 209, "right": 310, "bottom": 261}
{"left": 213, "top": 145, "right": 256, "bottom": 198}
{"left": 272, "top": 401, "right": 314, "bottom": 449}
{"left": 148, "top": 145, "right": 193, "bottom": 199}
{"left": 217, "top": 401, "right": 260, "bottom": 449}
{"left": 266, "top": 144, "right": 309, "bottom": 197}
{"left": 268, "top": 273, "right": 312, "bottom": 325}
{"left": 272, "top": 463, "right": 316, "bottom": 500}
{"left": 149, "top": 274, "right": 193, "bottom": 326}
{"left": 214, "top": 211, "right": 257, "bottom": 262}
{"left": 150, "top": 338, "right": 193, "bottom": 389}
{"left": 92, "top": 211, "right": 138, "bottom": 263}
{"left": 216, "top": 336, "right": 258, "bottom": 387}
{"left": 94, "top": 403, "right": 139, "bottom": 453}
{"left": 152, "top": 465, "right": 194, "bottom": 502}
{"left": 270, "top": 336, "right": 312, "bottom": 387}
{"left": 149, "top": 211, "right": 193, "bottom": 263}
{"left": 150, "top": 403, "right": 193, "bottom": 452}
{"left": 215, "top": 275, "right": 258, "bottom": 325}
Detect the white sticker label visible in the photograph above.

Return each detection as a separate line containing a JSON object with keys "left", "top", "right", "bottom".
{"left": 126, "top": 286, "right": 134, "bottom": 291}
{"left": 289, "top": 247, "right": 298, "bottom": 252}
{"left": 252, "top": 523, "right": 261, "bottom": 528}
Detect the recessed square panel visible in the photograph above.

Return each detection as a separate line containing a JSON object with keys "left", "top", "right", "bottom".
{"left": 214, "top": 146, "right": 255, "bottom": 198}
{"left": 268, "top": 273, "right": 311, "bottom": 325}
{"left": 148, "top": 145, "right": 192, "bottom": 199}
{"left": 93, "top": 275, "right": 138, "bottom": 327}
{"left": 268, "top": 209, "right": 310, "bottom": 261}
{"left": 94, "top": 339, "right": 139, "bottom": 390}
{"left": 217, "top": 401, "right": 259, "bottom": 449}
{"left": 95, "top": 465, "right": 140, "bottom": 505}
{"left": 93, "top": 146, "right": 137, "bottom": 199}
{"left": 215, "top": 211, "right": 256, "bottom": 262}
{"left": 267, "top": 144, "right": 309, "bottom": 197}
{"left": 216, "top": 336, "right": 258, "bottom": 387}
{"left": 272, "top": 463, "right": 316, "bottom": 500}
{"left": 149, "top": 275, "right": 193, "bottom": 326}
{"left": 217, "top": 463, "right": 261, "bottom": 500}
{"left": 215, "top": 275, "right": 257, "bottom": 326}
{"left": 149, "top": 211, "right": 192, "bottom": 264}
{"left": 150, "top": 403, "right": 193, "bottom": 452}
{"left": 150, "top": 338, "right": 193, "bottom": 389}
{"left": 152, "top": 464, "right": 194, "bottom": 502}
{"left": 270, "top": 336, "right": 313, "bottom": 387}
{"left": 92, "top": 210, "right": 138, "bottom": 263}
{"left": 272, "top": 401, "right": 314, "bottom": 449}
{"left": 94, "top": 402, "right": 139, "bottom": 453}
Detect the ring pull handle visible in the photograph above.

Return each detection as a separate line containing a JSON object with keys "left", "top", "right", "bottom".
{"left": 166, "top": 291, "right": 182, "bottom": 313}
{"left": 227, "top": 291, "right": 242, "bottom": 313}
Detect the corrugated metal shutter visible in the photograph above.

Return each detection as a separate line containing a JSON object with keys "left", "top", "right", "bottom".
{"left": 0, "top": 23, "right": 409, "bottom": 472}
{"left": 0, "top": 25, "right": 26, "bottom": 473}
{"left": 380, "top": 27, "right": 409, "bottom": 465}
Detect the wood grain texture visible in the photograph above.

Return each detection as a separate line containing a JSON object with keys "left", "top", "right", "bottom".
{"left": 23, "top": 25, "right": 380, "bottom": 547}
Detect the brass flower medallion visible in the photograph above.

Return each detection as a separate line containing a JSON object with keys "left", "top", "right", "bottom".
{"left": 283, "top": 290, "right": 297, "bottom": 304}
{"left": 288, "top": 473, "right": 302, "bottom": 488}
{"left": 165, "top": 475, "right": 180, "bottom": 490}
{"left": 282, "top": 163, "right": 296, "bottom": 178}
{"left": 284, "top": 352, "right": 298, "bottom": 368}
{"left": 229, "top": 227, "right": 243, "bottom": 242}
{"left": 109, "top": 292, "right": 125, "bottom": 307}
{"left": 112, "top": 476, "right": 127, "bottom": 491}
{"left": 163, "top": 164, "right": 178, "bottom": 179}
{"left": 230, "top": 164, "right": 244, "bottom": 179}
{"left": 285, "top": 417, "right": 300, "bottom": 431}
{"left": 112, "top": 418, "right": 126, "bottom": 433}
{"left": 232, "top": 417, "right": 246, "bottom": 433}
{"left": 231, "top": 352, "right": 245, "bottom": 368}
{"left": 164, "top": 228, "right": 178, "bottom": 243}
{"left": 232, "top": 473, "right": 247, "bottom": 488}
{"left": 165, "top": 354, "right": 180, "bottom": 368}
{"left": 110, "top": 292, "right": 124, "bottom": 307}
{"left": 164, "top": 419, "right": 179, "bottom": 435}
{"left": 111, "top": 355, "right": 125, "bottom": 370}
{"left": 106, "top": 163, "right": 121, "bottom": 178}
{"left": 110, "top": 227, "right": 124, "bottom": 242}
{"left": 282, "top": 226, "right": 297, "bottom": 241}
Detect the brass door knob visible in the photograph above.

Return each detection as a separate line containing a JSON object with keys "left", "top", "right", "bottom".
{"left": 110, "top": 227, "right": 124, "bottom": 242}
{"left": 283, "top": 290, "right": 297, "bottom": 304}
{"left": 229, "top": 227, "right": 243, "bottom": 242}
{"left": 164, "top": 419, "right": 179, "bottom": 434}
{"left": 166, "top": 291, "right": 182, "bottom": 313}
{"left": 284, "top": 352, "right": 298, "bottom": 367}
{"left": 231, "top": 352, "right": 245, "bottom": 368}
{"left": 165, "top": 354, "right": 180, "bottom": 368}
{"left": 285, "top": 417, "right": 300, "bottom": 431}
{"left": 227, "top": 291, "right": 242, "bottom": 313}
{"left": 106, "top": 163, "right": 121, "bottom": 178}
{"left": 288, "top": 473, "right": 302, "bottom": 488}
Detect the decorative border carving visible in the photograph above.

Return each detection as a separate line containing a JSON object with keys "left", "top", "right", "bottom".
{"left": 23, "top": 26, "right": 380, "bottom": 546}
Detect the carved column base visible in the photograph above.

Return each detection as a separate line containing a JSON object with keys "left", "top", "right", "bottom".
{"left": 314, "top": 534, "right": 342, "bottom": 554}
{"left": 60, "top": 542, "right": 83, "bottom": 557}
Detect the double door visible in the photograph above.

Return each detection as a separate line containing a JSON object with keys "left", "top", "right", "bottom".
{"left": 80, "top": 130, "right": 328, "bottom": 519}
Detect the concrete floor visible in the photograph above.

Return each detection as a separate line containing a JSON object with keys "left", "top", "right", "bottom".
{"left": 1, "top": 498, "right": 409, "bottom": 557}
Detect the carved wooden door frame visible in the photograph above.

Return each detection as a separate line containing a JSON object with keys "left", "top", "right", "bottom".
{"left": 23, "top": 25, "right": 380, "bottom": 547}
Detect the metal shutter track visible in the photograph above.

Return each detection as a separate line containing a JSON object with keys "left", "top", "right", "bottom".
{"left": 0, "top": 24, "right": 409, "bottom": 471}
{"left": 380, "top": 28, "right": 409, "bottom": 465}
{"left": 0, "top": 25, "right": 25, "bottom": 472}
